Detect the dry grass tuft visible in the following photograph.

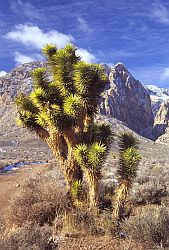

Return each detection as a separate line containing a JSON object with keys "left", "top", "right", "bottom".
{"left": 61, "top": 208, "right": 117, "bottom": 237}
{"left": 122, "top": 204, "right": 169, "bottom": 248}
{"left": 0, "top": 222, "right": 58, "bottom": 250}
{"left": 4, "top": 169, "right": 70, "bottom": 228}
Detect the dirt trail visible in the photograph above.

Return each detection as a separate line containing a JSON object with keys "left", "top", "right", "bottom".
{"left": 0, "top": 163, "right": 49, "bottom": 211}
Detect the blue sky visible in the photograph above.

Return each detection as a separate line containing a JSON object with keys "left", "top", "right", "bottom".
{"left": 1, "top": 0, "right": 169, "bottom": 87}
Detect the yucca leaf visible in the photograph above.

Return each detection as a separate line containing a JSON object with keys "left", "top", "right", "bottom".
{"left": 47, "top": 82, "right": 63, "bottom": 104}
{"left": 74, "top": 144, "right": 88, "bottom": 166}
{"left": 87, "top": 142, "right": 106, "bottom": 169}
{"left": 63, "top": 94, "right": 83, "bottom": 118}
{"left": 15, "top": 94, "right": 38, "bottom": 114}
{"left": 41, "top": 43, "right": 57, "bottom": 58}
{"left": 91, "top": 122, "right": 112, "bottom": 145}
{"left": 17, "top": 110, "right": 38, "bottom": 129}
{"left": 73, "top": 62, "right": 107, "bottom": 116}
{"left": 51, "top": 104, "right": 61, "bottom": 115}
{"left": 32, "top": 68, "right": 49, "bottom": 89}
{"left": 118, "top": 147, "right": 141, "bottom": 180}
{"left": 50, "top": 44, "right": 79, "bottom": 93}
{"left": 118, "top": 132, "right": 139, "bottom": 152}
{"left": 29, "top": 88, "right": 47, "bottom": 107}
{"left": 71, "top": 180, "right": 83, "bottom": 200}
{"left": 36, "top": 109, "right": 49, "bottom": 127}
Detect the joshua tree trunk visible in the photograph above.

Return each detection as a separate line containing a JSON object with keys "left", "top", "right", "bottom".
{"left": 113, "top": 180, "right": 130, "bottom": 220}
{"left": 46, "top": 132, "right": 83, "bottom": 192}
{"left": 64, "top": 148, "right": 83, "bottom": 191}
{"left": 86, "top": 170, "right": 99, "bottom": 209}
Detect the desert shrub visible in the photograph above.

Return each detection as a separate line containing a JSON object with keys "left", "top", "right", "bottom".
{"left": 0, "top": 222, "right": 58, "bottom": 250}
{"left": 131, "top": 181, "right": 168, "bottom": 205}
{"left": 62, "top": 208, "right": 97, "bottom": 236}
{"left": 99, "top": 182, "right": 116, "bottom": 209}
{"left": 131, "top": 164, "right": 169, "bottom": 205}
{"left": 62, "top": 207, "right": 117, "bottom": 237}
{"left": 122, "top": 205, "right": 169, "bottom": 248}
{"left": 94, "top": 210, "right": 118, "bottom": 235}
{"left": 4, "top": 169, "right": 70, "bottom": 228}
{"left": 0, "top": 217, "right": 6, "bottom": 236}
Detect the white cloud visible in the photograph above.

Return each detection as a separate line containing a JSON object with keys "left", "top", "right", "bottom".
{"left": 10, "top": 0, "right": 41, "bottom": 19}
{"left": 77, "top": 17, "right": 92, "bottom": 33}
{"left": 14, "top": 52, "right": 36, "bottom": 65}
{"left": 76, "top": 48, "right": 95, "bottom": 62}
{"left": 151, "top": 3, "right": 169, "bottom": 24}
{"left": 0, "top": 71, "right": 7, "bottom": 77}
{"left": 6, "top": 24, "right": 95, "bottom": 62}
{"left": 5, "top": 24, "right": 74, "bottom": 49}
{"left": 160, "top": 67, "right": 169, "bottom": 80}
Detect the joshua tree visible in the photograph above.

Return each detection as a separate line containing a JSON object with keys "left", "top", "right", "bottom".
{"left": 15, "top": 43, "right": 110, "bottom": 195}
{"left": 113, "top": 132, "right": 141, "bottom": 220}
{"left": 74, "top": 123, "right": 112, "bottom": 208}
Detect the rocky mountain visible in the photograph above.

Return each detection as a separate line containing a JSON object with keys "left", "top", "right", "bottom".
{"left": 146, "top": 85, "right": 169, "bottom": 100}
{"left": 1, "top": 61, "right": 154, "bottom": 135}
{"left": 143, "top": 85, "right": 169, "bottom": 141}
{"left": 0, "top": 61, "right": 44, "bottom": 104}
{"left": 1, "top": 60, "right": 169, "bottom": 148}
{"left": 153, "top": 100, "right": 169, "bottom": 140}
{"left": 145, "top": 85, "right": 169, "bottom": 117}
{"left": 0, "top": 61, "right": 52, "bottom": 164}
{"left": 99, "top": 63, "right": 154, "bottom": 134}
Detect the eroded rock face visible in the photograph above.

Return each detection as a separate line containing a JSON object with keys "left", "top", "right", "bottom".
{"left": 0, "top": 61, "right": 154, "bottom": 139}
{"left": 0, "top": 61, "right": 44, "bottom": 104}
{"left": 145, "top": 85, "right": 169, "bottom": 117}
{"left": 0, "top": 62, "right": 53, "bottom": 162}
{"left": 154, "top": 100, "right": 169, "bottom": 139}
{"left": 99, "top": 63, "right": 154, "bottom": 134}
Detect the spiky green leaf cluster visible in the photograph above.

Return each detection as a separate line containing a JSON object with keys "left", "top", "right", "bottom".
{"left": 91, "top": 123, "right": 112, "bottom": 145}
{"left": 15, "top": 94, "right": 38, "bottom": 113}
{"left": 74, "top": 62, "right": 107, "bottom": 114}
{"left": 74, "top": 144, "right": 88, "bottom": 166}
{"left": 71, "top": 180, "right": 83, "bottom": 201}
{"left": 16, "top": 43, "right": 108, "bottom": 135}
{"left": 119, "top": 147, "right": 141, "bottom": 180}
{"left": 74, "top": 142, "right": 106, "bottom": 174}
{"left": 63, "top": 94, "right": 83, "bottom": 118}
{"left": 88, "top": 142, "right": 106, "bottom": 167}
{"left": 117, "top": 132, "right": 141, "bottom": 181}
{"left": 32, "top": 68, "right": 49, "bottom": 89}
{"left": 41, "top": 43, "right": 57, "bottom": 58}
{"left": 118, "top": 132, "right": 139, "bottom": 151}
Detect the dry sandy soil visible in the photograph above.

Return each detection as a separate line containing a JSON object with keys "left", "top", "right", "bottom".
{"left": 58, "top": 236, "right": 147, "bottom": 250}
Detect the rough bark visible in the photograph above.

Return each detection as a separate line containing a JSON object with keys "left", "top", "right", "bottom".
{"left": 113, "top": 180, "right": 130, "bottom": 220}
{"left": 45, "top": 130, "right": 83, "bottom": 192}
{"left": 86, "top": 170, "right": 99, "bottom": 209}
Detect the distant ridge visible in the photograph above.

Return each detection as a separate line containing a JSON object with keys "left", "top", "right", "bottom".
{"left": 1, "top": 60, "right": 169, "bottom": 142}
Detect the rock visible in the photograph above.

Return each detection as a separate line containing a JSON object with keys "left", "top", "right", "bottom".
{"left": 0, "top": 61, "right": 53, "bottom": 163}
{"left": 1, "top": 60, "right": 167, "bottom": 141}
{"left": 0, "top": 61, "right": 45, "bottom": 104}
{"left": 145, "top": 85, "right": 169, "bottom": 117}
{"left": 154, "top": 100, "right": 169, "bottom": 141}
{"left": 99, "top": 63, "right": 154, "bottom": 134}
